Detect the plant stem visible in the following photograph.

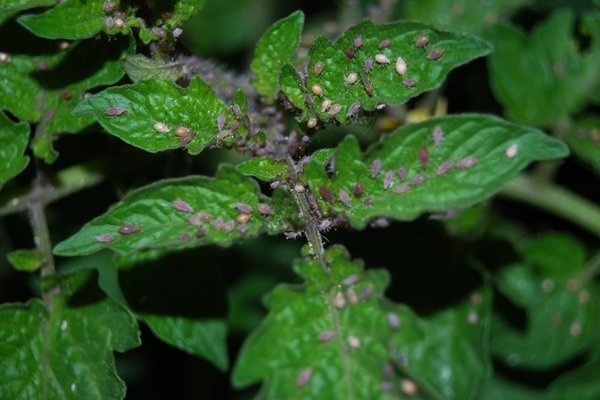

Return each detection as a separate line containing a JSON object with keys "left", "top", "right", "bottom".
{"left": 500, "top": 175, "right": 600, "bottom": 239}
{"left": 27, "top": 176, "right": 55, "bottom": 279}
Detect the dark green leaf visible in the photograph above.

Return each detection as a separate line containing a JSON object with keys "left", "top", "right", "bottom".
{"left": 304, "top": 114, "right": 568, "bottom": 229}
{"left": 233, "top": 245, "right": 491, "bottom": 399}
{"left": 54, "top": 166, "right": 283, "bottom": 256}
{"left": 492, "top": 234, "right": 600, "bottom": 369}
{"left": 0, "top": 111, "right": 30, "bottom": 189}
{"left": 549, "top": 353, "right": 600, "bottom": 399}
{"left": 286, "top": 20, "right": 491, "bottom": 124}
{"left": 236, "top": 156, "right": 288, "bottom": 182}
{"left": 0, "top": 0, "right": 55, "bottom": 25}
{"left": 251, "top": 10, "right": 304, "bottom": 100}
{"left": 487, "top": 10, "right": 600, "bottom": 126}
{"left": 0, "top": 270, "right": 140, "bottom": 399}
{"left": 72, "top": 77, "right": 231, "bottom": 155}
{"left": 123, "top": 54, "right": 182, "bottom": 83}
{"left": 6, "top": 248, "right": 44, "bottom": 272}
{"left": 564, "top": 117, "right": 600, "bottom": 175}
{"left": 479, "top": 377, "right": 548, "bottom": 400}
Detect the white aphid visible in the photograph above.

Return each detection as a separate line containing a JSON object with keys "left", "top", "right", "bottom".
{"left": 153, "top": 122, "right": 169, "bottom": 133}
{"left": 395, "top": 57, "right": 407, "bottom": 75}
{"left": 345, "top": 72, "right": 358, "bottom": 85}
{"left": 375, "top": 54, "right": 390, "bottom": 64}
{"left": 505, "top": 143, "right": 519, "bottom": 159}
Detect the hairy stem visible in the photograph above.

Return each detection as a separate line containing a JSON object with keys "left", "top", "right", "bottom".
{"left": 500, "top": 175, "right": 600, "bottom": 239}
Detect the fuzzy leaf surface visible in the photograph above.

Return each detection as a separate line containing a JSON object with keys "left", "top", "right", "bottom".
{"left": 250, "top": 10, "right": 304, "bottom": 100}
{"left": 236, "top": 157, "right": 289, "bottom": 182}
{"left": 54, "top": 166, "right": 283, "bottom": 256}
{"left": 0, "top": 112, "right": 30, "bottom": 189}
{"left": 564, "top": 117, "right": 600, "bottom": 175}
{"left": 123, "top": 54, "right": 182, "bottom": 83}
{"left": 488, "top": 10, "right": 600, "bottom": 126}
{"left": 0, "top": 0, "right": 54, "bottom": 25}
{"left": 0, "top": 270, "right": 140, "bottom": 400}
{"left": 167, "top": 0, "right": 207, "bottom": 27}
{"left": 492, "top": 234, "right": 600, "bottom": 369}
{"left": 72, "top": 77, "right": 230, "bottom": 155}
{"left": 304, "top": 115, "right": 568, "bottom": 229}
{"left": 285, "top": 20, "right": 491, "bottom": 124}
{"left": 233, "top": 245, "right": 492, "bottom": 400}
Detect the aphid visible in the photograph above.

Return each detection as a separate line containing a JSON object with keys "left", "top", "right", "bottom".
{"left": 400, "top": 379, "right": 418, "bottom": 396}
{"left": 436, "top": 160, "right": 452, "bottom": 176}
{"left": 318, "top": 330, "right": 335, "bottom": 342}
{"left": 364, "top": 57, "right": 373, "bottom": 72}
{"left": 427, "top": 48, "right": 444, "bottom": 61}
{"left": 381, "top": 382, "right": 393, "bottom": 392}
{"left": 339, "top": 190, "right": 351, "bottom": 207}
{"left": 383, "top": 363, "right": 394, "bottom": 376}
{"left": 470, "top": 292, "right": 482, "bottom": 305}
{"left": 230, "top": 120, "right": 239, "bottom": 131}
{"left": 188, "top": 213, "right": 205, "bottom": 226}
{"left": 270, "top": 181, "right": 280, "bottom": 190}
{"left": 505, "top": 143, "right": 519, "bottom": 159}
{"left": 195, "top": 228, "right": 206, "bottom": 238}
{"left": 371, "top": 159, "right": 382, "bottom": 178}
{"left": 95, "top": 233, "right": 114, "bottom": 243}
{"left": 334, "top": 292, "right": 346, "bottom": 309}
{"left": 419, "top": 146, "right": 429, "bottom": 168}
{"left": 347, "top": 335, "right": 361, "bottom": 348}
{"left": 395, "top": 56, "right": 407, "bottom": 75}
{"left": 321, "top": 98, "right": 332, "bottom": 112}
{"left": 396, "top": 166, "right": 406, "bottom": 180}
{"left": 296, "top": 367, "right": 312, "bottom": 388}
{"left": 36, "top": 60, "right": 49, "bottom": 71}
{"left": 375, "top": 54, "right": 390, "bottom": 64}
{"left": 311, "top": 84, "right": 323, "bottom": 96}
{"left": 415, "top": 34, "right": 430, "bottom": 48}
{"left": 58, "top": 41, "right": 70, "bottom": 50}
{"left": 570, "top": 321, "right": 582, "bottom": 337}
{"left": 118, "top": 224, "right": 140, "bottom": 235}
{"left": 345, "top": 72, "right": 358, "bottom": 85}
{"left": 394, "top": 183, "right": 410, "bottom": 194}
{"left": 104, "top": 106, "right": 126, "bottom": 116}
{"left": 284, "top": 231, "right": 303, "bottom": 239}
{"left": 217, "top": 114, "right": 226, "bottom": 131}
{"left": 467, "top": 311, "right": 479, "bottom": 325}
{"left": 318, "top": 219, "right": 332, "bottom": 231}
{"left": 345, "top": 46, "right": 356, "bottom": 60}
{"left": 360, "top": 286, "right": 373, "bottom": 301}
{"left": 236, "top": 213, "right": 250, "bottom": 225}
{"left": 314, "top": 61, "right": 324, "bottom": 76}
{"left": 328, "top": 104, "right": 342, "bottom": 116}
{"left": 343, "top": 274, "right": 359, "bottom": 286}
{"left": 362, "top": 75, "right": 374, "bottom": 96}
{"left": 153, "top": 122, "right": 169, "bottom": 133}
{"left": 364, "top": 197, "right": 373, "bottom": 206}
{"left": 257, "top": 203, "right": 273, "bottom": 216}
{"left": 383, "top": 171, "right": 394, "bottom": 189}
{"left": 179, "top": 132, "right": 193, "bottom": 145}
{"left": 378, "top": 38, "right": 391, "bottom": 49}
{"left": 353, "top": 182, "right": 364, "bottom": 197}
{"left": 402, "top": 78, "right": 418, "bottom": 88}
{"left": 114, "top": 17, "right": 125, "bottom": 28}
{"left": 353, "top": 35, "right": 363, "bottom": 49}
{"left": 0, "top": 52, "right": 11, "bottom": 63}
{"left": 172, "top": 27, "right": 183, "bottom": 38}
{"left": 304, "top": 94, "right": 313, "bottom": 105}
{"left": 175, "top": 126, "right": 190, "bottom": 137}
{"left": 319, "top": 185, "right": 334, "bottom": 204}
{"left": 213, "top": 218, "right": 225, "bottom": 231}
{"left": 60, "top": 320, "right": 68, "bottom": 331}
{"left": 306, "top": 118, "right": 317, "bottom": 129}
{"left": 104, "top": 16, "right": 115, "bottom": 29}
{"left": 346, "top": 102, "right": 361, "bottom": 118}
{"left": 541, "top": 278, "right": 554, "bottom": 292}
{"left": 152, "top": 27, "right": 166, "bottom": 38}
{"left": 387, "top": 312, "right": 401, "bottom": 330}
{"left": 172, "top": 199, "right": 193, "bottom": 212}
{"left": 102, "top": 1, "right": 115, "bottom": 12}
{"left": 579, "top": 290, "right": 590, "bottom": 305}
{"left": 411, "top": 174, "right": 427, "bottom": 186}
{"left": 238, "top": 224, "right": 248, "bottom": 234}
{"left": 180, "top": 232, "right": 191, "bottom": 242}
{"left": 294, "top": 183, "right": 305, "bottom": 193}
{"left": 235, "top": 202, "right": 252, "bottom": 214}
{"left": 433, "top": 126, "right": 444, "bottom": 146}
{"left": 347, "top": 288, "right": 358, "bottom": 304}
{"left": 456, "top": 156, "right": 478, "bottom": 169}
{"left": 376, "top": 103, "right": 386, "bottom": 110}
{"left": 372, "top": 218, "right": 390, "bottom": 228}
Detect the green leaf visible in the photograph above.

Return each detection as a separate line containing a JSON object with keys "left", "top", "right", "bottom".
{"left": 304, "top": 114, "right": 568, "bottom": 229}
{"left": 0, "top": 0, "right": 55, "bottom": 25}
{"left": 123, "top": 54, "right": 182, "bottom": 83}
{"left": 236, "top": 156, "right": 288, "bottom": 182}
{"left": 0, "top": 269, "right": 140, "bottom": 400}
{"left": 18, "top": 0, "right": 110, "bottom": 40}
{"left": 167, "top": 0, "right": 207, "bottom": 27}
{"left": 0, "top": 111, "right": 30, "bottom": 189}
{"left": 72, "top": 77, "right": 231, "bottom": 155}
{"left": 487, "top": 10, "right": 600, "bottom": 126}
{"left": 287, "top": 20, "right": 491, "bottom": 124}
{"left": 479, "top": 377, "right": 548, "bottom": 400}
{"left": 250, "top": 10, "right": 304, "bottom": 100}
{"left": 401, "top": 0, "right": 531, "bottom": 35}
{"left": 233, "top": 245, "right": 492, "bottom": 399}
{"left": 549, "top": 355, "right": 600, "bottom": 399}
{"left": 6, "top": 249, "right": 44, "bottom": 272}
{"left": 564, "top": 117, "right": 600, "bottom": 175}
{"left": 119, "top": 250, "right": 228, "bottom": 370}
{"left": 54, "top": 166, "right": 282, "bottom": 256}
{"left": 492, "top": 234, "right": 600, "bottom": 369}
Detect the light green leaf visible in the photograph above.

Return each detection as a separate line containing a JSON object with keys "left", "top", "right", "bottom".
{"left": 0, "top": 111, "right": 30, "bottom": 188}
{"left": 167, "top": 0, "right": 207, "bottom": 27}
{"left": 6, "top": 249, "right": 44, "bottom": 272}
{"left": 72, "top": 77, "right": 231, "bottom": 155}
{"left": 233, "top": 245, "right": 492, "bottom": 400}
{"left": 304, "top": 114, "right": 568, "bottom": 229}
{"left": 18, "top": 0, "right": 110, "bottom": 40}
{"left": 0, "top": 0, "right": 55, "bottom": 25}
{"left": 54, "top": 166, "right": 283, "bottom": 256}
{"left": 0, "top": 269, "right": 140, "bottom": 400}
{"left": 492, "top": 234, "right": 600, "bottom": 369}
{"left": 123, "top": 54, "right": 182, "bottom": 83}
{"left": 288, "top": 20, "right": 491, "bottom": 124}
{"left": 488, "top": 10, "right": 600, "bottom": 126}
{"left": 236, "top": 156, "right": 288, "bottom": 182}
{"left": 564, "top": 117, "right": 600, "bottom": 175}
{"left": 401, "top": 0, "right": 531, "bottom": 35}
{"left": 251, "top": 10, "right": 304, "bottom": 100}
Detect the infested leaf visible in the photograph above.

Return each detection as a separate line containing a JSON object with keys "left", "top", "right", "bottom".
{"left": 167, "top": 0, "right": 207, "bottom": 27}
{"left": 304, "top": 114, "right": 568, "bottom": 229}
{"left": 236, "top": 156, "right": 289, "bottom": 182}
{"left": 0, "top": 111, "right": 30, "bottom": 189}
{"left": 123, "top": 54, "right": 182, "bottom": 83}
